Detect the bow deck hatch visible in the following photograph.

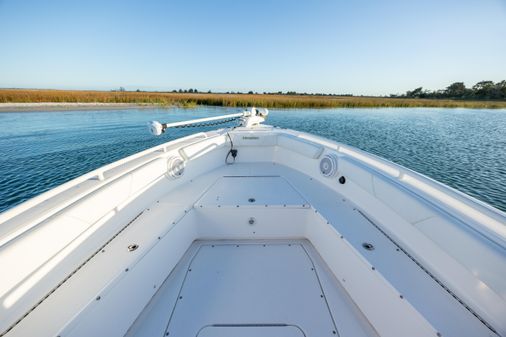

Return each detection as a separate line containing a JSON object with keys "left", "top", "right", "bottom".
{"left": 127, "top": 240, "right": 377, "bottom": 337}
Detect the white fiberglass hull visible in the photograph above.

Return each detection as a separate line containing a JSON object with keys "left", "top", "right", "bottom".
{"left": 0, "top": 125, "right": 505, "bottom": 337}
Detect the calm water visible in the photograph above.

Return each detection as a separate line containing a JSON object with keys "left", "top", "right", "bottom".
{"left": 0, "top": 107, "right": 505, "bottom": 213}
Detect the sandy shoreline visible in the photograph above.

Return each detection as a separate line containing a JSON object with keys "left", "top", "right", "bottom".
{"left": 0, "top": 102, "right": 162, "bottom": 112}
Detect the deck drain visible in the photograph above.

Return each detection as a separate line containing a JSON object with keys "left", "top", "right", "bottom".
{"left": 362, "top": 242, "right": 374, "bottom": 251}
{"left": 128, "top": 244, "right": 139, "bottom": 252}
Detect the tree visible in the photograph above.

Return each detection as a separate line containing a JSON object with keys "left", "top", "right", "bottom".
{"left": 445, "top": 82, "right": 467, "bottom": 98}
{"left": 401, "top": 80, "right": 506, "bottom": 100}
{"left": 472, "top": 81, "right": 495, "bottom": 98}
{"left": 496, "top": 81, "right": 506, "bottom": 99}
{"left": 406, "top": 87, "right": 424, "bottom": 98}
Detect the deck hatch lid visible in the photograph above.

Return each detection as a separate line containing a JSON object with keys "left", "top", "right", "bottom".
{"left": 195, "top": 176, "right": 309, "bottom": 208}
{"left": 197, "top": 325, "right": 305, "bottom": 337}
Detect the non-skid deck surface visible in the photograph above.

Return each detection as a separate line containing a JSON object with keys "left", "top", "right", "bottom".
{"left": 126, "top": 240, "right": 377, "bottom": 337}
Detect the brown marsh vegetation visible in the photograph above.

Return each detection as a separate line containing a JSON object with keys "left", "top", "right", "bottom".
{"left": 1, "top": 89, "right": 506, "bottom": 109}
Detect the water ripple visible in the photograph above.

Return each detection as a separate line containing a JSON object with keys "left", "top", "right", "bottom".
{"left": 0, "top": 107, "right": 504, "bottom": 213}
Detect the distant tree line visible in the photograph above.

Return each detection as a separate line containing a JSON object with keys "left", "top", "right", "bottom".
{"left": 260, "top": 91, "right": 353, "bottom": 97}
{"left": 111, "top": 86, "right": 361, "bottom": 96}
{"left": 171, "top": 88, "right": 200, "bottom": 93}
{"left": 396, "top": 80, "right": 506, "bottom": 100}
{"left": 166, "top": 89, "right": 354, "bottom": 96}
{"left": 116, "top": 82, "right": 506, "bottom": 101}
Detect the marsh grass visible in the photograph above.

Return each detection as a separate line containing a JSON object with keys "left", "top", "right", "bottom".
{"left": 1, "top": 89, "right": 506, "bottom": 109}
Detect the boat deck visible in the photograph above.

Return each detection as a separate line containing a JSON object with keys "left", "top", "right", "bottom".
{"left": 126, "top": 239, "right": 378, "bottom": 337}
{"left": 1, "top": 159, "right": 502, "bottom": 337}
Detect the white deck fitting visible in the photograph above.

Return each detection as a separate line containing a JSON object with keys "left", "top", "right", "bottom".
{"left": 126, "top": 240, "right": 378, "bottom": 337}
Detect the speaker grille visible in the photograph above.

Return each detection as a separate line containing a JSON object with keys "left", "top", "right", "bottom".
{"left": 167, "top": 156, "right": 185, "bottom": 179}
{"left": 319, "top": 154, "right": 338, "bottom": 177}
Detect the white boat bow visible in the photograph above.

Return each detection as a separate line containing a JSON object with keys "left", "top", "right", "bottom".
{"left": 0, "top": 108, "right": 505, "bottom": 337}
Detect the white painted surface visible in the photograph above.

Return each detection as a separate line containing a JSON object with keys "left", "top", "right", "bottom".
{"left": 127, "top": 240, "right": 379, "bottom": 337}
{"left": 165, "top": 242, "right": 338, "bottom": 336}
{"left": 277, "top": 133, "right": 324, "bottom": 159}
{"left": 0, "top": 122, "right": 505, "bottom": 337}
{"left": 195, "top": 176, "right": 308, "bottom": 208}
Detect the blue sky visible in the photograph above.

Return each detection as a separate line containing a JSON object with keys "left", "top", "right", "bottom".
{"left": 0, "top": 0, "right": 505, "bottom": 95}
